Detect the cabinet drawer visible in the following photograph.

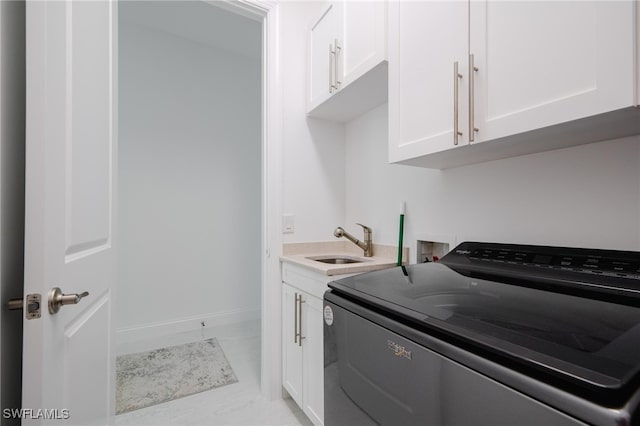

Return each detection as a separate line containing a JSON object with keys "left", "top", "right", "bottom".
{"left": 282, "top": 262, "right": 331, "bottom": 299}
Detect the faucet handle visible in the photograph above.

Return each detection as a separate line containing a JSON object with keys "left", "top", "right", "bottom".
{"left": 355, "top": 223, "right": 372, "bottom": 233}
{"left": 356, "top": 224, "right": 373, "bottom": 257}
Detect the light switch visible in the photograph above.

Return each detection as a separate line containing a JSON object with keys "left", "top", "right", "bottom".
{"left": 283, "top": 214, "right": 295, "bottom": 234}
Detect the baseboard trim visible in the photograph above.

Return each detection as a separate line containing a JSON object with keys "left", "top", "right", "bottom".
{"left": 115, "top": 308, "right": 261, "bottom": 344}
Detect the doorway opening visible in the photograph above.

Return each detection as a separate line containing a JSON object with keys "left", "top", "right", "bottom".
{"left": 115, "top": 1, "right": 278, "bottom": 421}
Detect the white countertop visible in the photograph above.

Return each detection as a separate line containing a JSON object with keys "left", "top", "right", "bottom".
{"left": 280, "top": 241, "right": 408, "bottom": 276}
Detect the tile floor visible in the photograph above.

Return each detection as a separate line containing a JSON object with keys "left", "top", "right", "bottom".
{"left": 115, "top": 320, "right": 312, "bottom": 426}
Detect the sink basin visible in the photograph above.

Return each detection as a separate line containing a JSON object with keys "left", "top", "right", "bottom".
{"left": 314, "top": 258, "right": 361, "bottom": 264}
{"left": 306, "top": 255, "right": 365, "bottom": 265}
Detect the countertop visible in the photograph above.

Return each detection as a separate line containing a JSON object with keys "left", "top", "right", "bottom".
{"left": 280, "top": 241, "right": 409, "bottom": 276}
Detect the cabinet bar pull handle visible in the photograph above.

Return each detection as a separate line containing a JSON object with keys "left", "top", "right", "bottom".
{"left": 469, "top": 54, "right": 479, "bottom": 143}
{"left": 329, "top": 43, "right": 336, "bottom": 93}
{"left": 453, "top": 61, "right": 463, "bottom": 145}
{"left": 298, "top": 297, "right": 306, "bottom": 347}
{"left": 294, "top": 293, "right": 299, "bottom": 344}
{"left": 329, "top": 44, "right": 333, "bottom": 93}
{"left": 334, "top": 38, "right": 342, "bottom": 89}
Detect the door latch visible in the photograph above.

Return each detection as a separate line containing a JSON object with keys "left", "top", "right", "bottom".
{"left": 7, "top": 294, "right": 42, "bottom": 320}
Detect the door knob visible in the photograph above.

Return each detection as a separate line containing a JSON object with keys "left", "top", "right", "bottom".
{"left": 48, "top": 287, "right": 89, "bottom": 314}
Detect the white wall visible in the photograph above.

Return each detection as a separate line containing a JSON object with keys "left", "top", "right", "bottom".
{"left": 281, "top": 2, "right": 346, "bottom": 243}
{"left": 117, "top": 18, "right": 261, "bottom": 336}
{"left": 279, "top": 3, "right": 640, "bottom": 259}
{"left": 0, "top": 0, "right": 24, "bottom": 418}
{"left": 345, "top": 104, "right": 640, "bottom": 261}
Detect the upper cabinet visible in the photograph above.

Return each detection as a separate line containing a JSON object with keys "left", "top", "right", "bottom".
{"left": 308, "top": 3, "right": 340, "bottom": 111}
{"left": 307, "top": 2, "right": 388, "bottom": 122}
{"left": 389, "top": 1, "right": 640, "bottom": 169}
{"left": 388, "top": 1, "right": 468, "bottom": 163}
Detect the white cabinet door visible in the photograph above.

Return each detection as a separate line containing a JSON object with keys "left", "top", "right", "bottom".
{"left": 301, "top": 294, "right": 324, "bottom": 426}
{"left": 470, "top": 0, "right": 636, "bottom": 144}
{"left": 340, "top": 1, "right": 386, "bottom": 88}
{"left": 388, "top": 0, "right": 468, "bottom": 164}
{"left": 23, "top": 1, "right": 116, "bottom": 424}
{"left": 282, "top": 283, "right": 303, "bottom": 406}
{"left": 307, "top": 1, "right": 387, "bottom": 121}
{"left": 308, "top": 3, "right": 339, "bottom": 111}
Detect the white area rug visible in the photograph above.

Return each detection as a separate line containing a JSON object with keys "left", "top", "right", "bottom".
{"left": 116, "top": 338, "right": 238, "bottom": 414}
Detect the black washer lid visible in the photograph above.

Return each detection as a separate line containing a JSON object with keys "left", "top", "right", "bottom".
{"left": 328, "top": 243, "right": 640, "bottom": 400}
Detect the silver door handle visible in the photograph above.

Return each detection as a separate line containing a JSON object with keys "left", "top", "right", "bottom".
{"left": 334, "top": 39, "right": 342, "bottom": 89}
{"left": 329, "top": 43, "right": 336, "bottom": 93}
{"left": 48, "top": 287, "right": 89, "bottom": 314}
{"left": 469, "top": 54, "right": 479, "bottom": 142}
{"left": 294, "top": 292, "right": 299, "bottom": 344}
{"left": 298, "top": 296, "right": 305, "bottom": 347}
{"left": 453, "top": 61, "right": 463, "bottom": 145}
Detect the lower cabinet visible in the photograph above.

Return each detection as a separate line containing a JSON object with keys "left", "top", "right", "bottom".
{"left": 282, "top": 282, "right": 325, "bottom": 425}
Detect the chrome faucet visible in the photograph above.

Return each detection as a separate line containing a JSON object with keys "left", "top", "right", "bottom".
{"left": 334, "top": 223, "right": 373, "bottom": 257}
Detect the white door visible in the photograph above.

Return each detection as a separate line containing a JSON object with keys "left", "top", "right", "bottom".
{"left": 23, "top": 1, "right": 116, "bottom": 424}
{"left": 388, "top": 0, "right": 468, "bottom": 164}
{"left": 282, "top": 283, "right": 303, "bottom": 407}
{"left": 308, "top": 3, "right": 339, "bottom": 111}
{"left": 470, "top": 0, "right": 636, "bottom": 144}
{"left": 340, "top": 1, "right": 386, "bottom": 88}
